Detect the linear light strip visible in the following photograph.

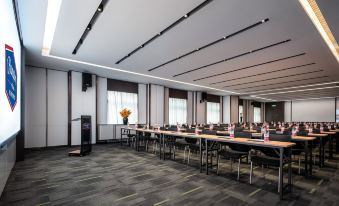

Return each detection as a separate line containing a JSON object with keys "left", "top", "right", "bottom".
{"left": 174, "top": 37, "right": 289, "bottom": 78}
{"left": 283, "top": 96, "right": 337, "bottom": 102}
{"left": 256, "top": 85, "right": 339, "bottom": 96}
{"left": 250, "top": 96, "right": 276, "bottom": 101}
{"left": 115, "top": 0, "right": 214, "bottom": 64}
{"left": 299, "top": 0, "right": 339, "bottom": 62}
{"left": 210, "top": 62, "right": 314, "bottom": 85}
{"left": 193, "top": 53, "right": 306, "bottom": 82}
{"left": 150, "top": 18, "right": 269, "bottom": 72}
{"left": 42, "top": 0, "right": 62, "bottom": 55}
{"left": 245, "top": 81, "right": 339, "bottom": 94}
{"left": 44, "top": 54, "right": 239, "bottom": 94}
{"left": 222, "top": 70, "right": 323, "bottom": 88}
{"left": 235, "top": 76, "right": 329, "bottom": 91}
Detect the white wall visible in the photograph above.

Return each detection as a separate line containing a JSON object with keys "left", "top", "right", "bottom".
{"left": 71, "top": 71, "right": 96, "bottom": 145}
{"left": 223, "top": 96, "right": 230, "bottom": 123}
{"left": 47, "top": 70, "right": 68, "bottom": 146}
{"left": 138, "top": 84, "right": 147, "bottom": 124}
{"left": 187, "top": 91, "right": 193, "bottom": 124}
{"left": 150, "top": 84, "right": 164, "bottom": 125}
{"left": 97, "top": 77, "right": 107, "bottom": 124}
{"left": 196, "top": 92, "right": 206, "bottom": 124}
{"left": 284, "top": 101, "right": 292, "bottom": 122}
{"left": 291, "top": 99, "right": 335, "bottom": 122}
{"left": 25, "top": 67, "right": 46, "bottom": 148}
{"left": 0, "top": 139, "right": 15, "bottom": 195}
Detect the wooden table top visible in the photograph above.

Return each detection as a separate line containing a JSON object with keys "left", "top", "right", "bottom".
{"left": 307, "top": 133, "right": 328, "bottom": 137}
{"left": 330, "top": 129, "right": 339, "bottom": 132}
{"left": 293, "top": 136, "right": 317, "bottom": 141}
{"left": 321, "top": 131, "right": 336, "bottom": 135}
{"left": 243, "top": 130, "right": 258, "bottom": 133}
{"left": 125, "top": 127, "right": 295, "bottom": 148}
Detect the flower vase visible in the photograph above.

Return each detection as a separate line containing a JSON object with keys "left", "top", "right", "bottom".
{"left": 123, "top": 117, "right": 128, "bottom": 125}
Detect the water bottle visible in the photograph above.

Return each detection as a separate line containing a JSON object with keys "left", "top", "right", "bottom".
{"left": 292, "top": 127, "right": 297, "bottom": 137}
{"left": 195, "top": 127, "right": 199, "bottom": 135}
{"left": 209, "top": 123, "right": 213, "bottom": 131}
{"left": 134, "top": 122, "right": 138, "bottom": 129}
{"left": 264, "top": 129, "right": 269, "bottom": 142}
{"left": 229, "top": 126, "right": 234, "bottom": 138}
{"left": 177, "top": 124, "right": 180, "bottom": 132}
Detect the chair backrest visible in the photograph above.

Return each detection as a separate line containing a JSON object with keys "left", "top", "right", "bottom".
{"left": 185, "top": 128, "right": 196, "bottom": 133}
{"left": 168, "top": 127, "right": 177, "bottom": 132}
{"left": 160, "top": 127, "right": 167, "bottom": 131}
{"left": 297, "top": 130, "right": 308, "bottom": 136}
{"left": 234, "top": 132, "right": 251, "bottom": 139}
{"left": 312, "top": 128, "right": 320, "bottom": 134}
{"left": 234, "top": 127, "right": 244, "bottom": 132}
{"left": 268, "top": 134, "right": 291, "bottom": 142}
{"left": 201, "top": 130, "right": 217, "bottom": 135}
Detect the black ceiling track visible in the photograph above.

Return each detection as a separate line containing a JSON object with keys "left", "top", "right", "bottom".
{"left": 149, "top": 18, "right": 270, "bottom": 72}
{"left": 115, "top": 0, "right": 214, "bottom": 64}
{"left": 210, "top": 62, "right": 315, "bottom": 85}
{"left": 193, "top": 52, "right": 306, "bottom": 82}
{"left": 173, "top": 38, "right": 291, "bottom": 77}
{"left": 222, "top": 69, "right": 324, "bottom": 88}
{"left": 72, "top": 0, "right": 109, "bottom": 55}
{"left": 236, "top": 76, "right": 329, "bottom": 91}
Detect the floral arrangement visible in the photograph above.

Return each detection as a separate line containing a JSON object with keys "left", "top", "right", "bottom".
{"left": 120, "top": 108, "right": 131, "bottom": 118}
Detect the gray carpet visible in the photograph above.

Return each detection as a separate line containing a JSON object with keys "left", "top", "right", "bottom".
{"left": 1, "top": 144, "right": 339, "bottom": 206}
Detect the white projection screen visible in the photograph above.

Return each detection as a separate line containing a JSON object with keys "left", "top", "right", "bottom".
{"left": 292, "top": 99, "right": 335, "bottom": 122}
{"left": 0, "top": 0, "right": 21, "bottom": 146}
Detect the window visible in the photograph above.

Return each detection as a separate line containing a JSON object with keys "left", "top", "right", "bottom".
{"left": 207, "top": 102, "right": 220, "bottom": 123}
{"left": 107, "top": 91, "right": 138, "bottom": 124}
{"left": 254, "top": 107, "right": 261, "bottom": 123}
{"left": 169, "top": 98, "right": 187, "bottom": 124}
{"left": 239, "top": 105, "right": 243, "bottom": 123}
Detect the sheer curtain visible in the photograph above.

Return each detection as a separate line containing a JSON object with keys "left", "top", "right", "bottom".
{"left": 169, "top": 98, "right": 187, "bottom": 124}
{"left": 207, "top": 102, "right": 220, "bottom": 123}
{"left": 107, "top": 91, "right": 138, "bottom": 124}
{"left": 254, "top": 107, "right": 261, "bottom": 123}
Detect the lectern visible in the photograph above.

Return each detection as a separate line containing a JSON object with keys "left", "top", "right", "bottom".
{"left": 69, "top": 115, "right": 92, "bottom": 156}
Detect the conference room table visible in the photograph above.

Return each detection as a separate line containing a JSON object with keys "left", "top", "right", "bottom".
{"left": 330, "top": 129, "right": 339, "bottom": 154}
{"left": 308, "top": 133, "right": 328, "bottom": 167}
{"left": 122, "top": 127, "right": 295, "bottom": 199}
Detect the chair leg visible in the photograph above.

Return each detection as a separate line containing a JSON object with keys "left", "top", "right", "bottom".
{"left": 298, "top": 156, "right": 301, "bottom": 175}
{"left": 250, "top": 161, "right": 253, "bottom": 184}
{"left": 183, "top": 147, "right": 186, "bottom": 162}
{"left": 217, "top": 155, "right": 220, "bottom": 175}
{"left": 230, "top": 158, "right": 233, "bottom": 172}
{"left": 188, "top": 149, "right": 191, "bottom": 165}
{"left": 262, "top": 165, "right": 265, "bottom": 179}
{"left": 278, "top": 167, "right": 281, "bottom": 193}
{"left": 237, "top": 158, "right": 241, "bottom": 181}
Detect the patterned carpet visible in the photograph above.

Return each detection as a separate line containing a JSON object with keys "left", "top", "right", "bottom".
{"left": 1, "top": 143, "right": 339, "bottom": 206}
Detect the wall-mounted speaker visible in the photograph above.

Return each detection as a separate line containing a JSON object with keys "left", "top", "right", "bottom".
{"left": 200, "top": 92, "right": 207, "bottom": 103}
{"left": 82, "top": 73, "right": 92, "bottom": 92}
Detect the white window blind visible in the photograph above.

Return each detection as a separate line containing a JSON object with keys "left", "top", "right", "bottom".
{"left": 169, "top": 98, "right": 187, "bottom": 124}
{"left": 254, "top": 107, "right": 261, "bottom": 123}
{"left": 207, "top": 102, "right": 220, "bottom": 123}
{"left": 107, "top": 91, "right": 138, "bottom": 124}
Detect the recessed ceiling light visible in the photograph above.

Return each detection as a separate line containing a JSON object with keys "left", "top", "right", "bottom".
{"left": 299, "top": 0, "right": 339, "bottom": 63}
{"left": 184, "top": 14, "right": 188, "bottom": 18}
{"left": 86, "top": 24, "right": 92, "bottom": 30}
{"left": 283, "top": 96, "right": 338, "bottom": 101}
{"left": 42, "top": 0, "right": 62, "bottom": 55}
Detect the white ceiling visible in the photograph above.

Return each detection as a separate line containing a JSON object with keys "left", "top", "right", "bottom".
{"left": 17, "top": 0, "right": 339, "bottom": 100}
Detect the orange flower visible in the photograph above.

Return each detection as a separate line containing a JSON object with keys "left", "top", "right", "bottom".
{"left": 120, "top": 108, "right": 132, "bottom": 118}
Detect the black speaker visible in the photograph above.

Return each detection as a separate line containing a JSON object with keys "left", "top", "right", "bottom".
{"left": 201, "top": 92, "right": 207, "bottom": 103}
{"left": 82, "top": 73, "right": 92, "bottom": 91}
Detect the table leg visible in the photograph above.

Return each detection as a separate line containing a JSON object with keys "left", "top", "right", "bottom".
{"left": 336, "top": 132, "right": 339, "bottom": 154}
{"left": 309, "top": 140, "right": 313, "bottom": 176}
{"left": 205, "top": 138, "right": 209, "bottom": 175}
{"left": 200, "top": 138, "right": 202, "bottom": 173}
{"left": 279, "top": 148, "right": 284, "bottom": 200}
{"left": 304, "top": 141, "right": 309, "bottom": 178}
{"left": 288, "top": 147, "right": 292, "bottom": 192}
{"left": 329, "top": 134, "right": 333, "bottom": 159}
{"left": 319, "top": 138, "right": 323, "bottom": 167}
{"left": 159, "top": 134, "right": 162, "bottom": 160}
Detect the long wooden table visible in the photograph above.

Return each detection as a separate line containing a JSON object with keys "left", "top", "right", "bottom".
{"left": 123, "top": 127, "right": 295, "bottom": 199}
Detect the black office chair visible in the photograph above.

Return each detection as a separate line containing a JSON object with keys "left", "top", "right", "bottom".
{"left": 217, "top": 132, "right": 251, "bottom": 180}
{"left": 250, "top": 134, "right": 292, "bottom": 192}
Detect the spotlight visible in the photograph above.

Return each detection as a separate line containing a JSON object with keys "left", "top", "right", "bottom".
{"left": 86, "top": 24, "right": 92, "bottom": 30}
{"left": 97, "top": 4, "right": 103, "bottom": 12}
{"left": 72, "top": 49, "right": 77, "bottom": 55}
